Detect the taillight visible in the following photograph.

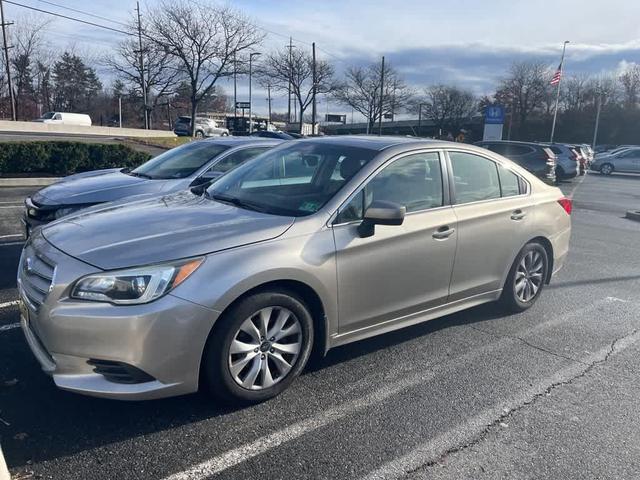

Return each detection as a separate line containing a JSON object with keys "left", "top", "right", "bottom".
{"left": 542, "top": 147, "right": 556, "bottom": 165}
{"left": 570, "top": 149, "right": 579, "bottom": 161}
{"left": 557, "top": 197, "right": 572, "bottom": 215}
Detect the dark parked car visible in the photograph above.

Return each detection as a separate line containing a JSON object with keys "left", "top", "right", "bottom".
{"left": 24, "top": 138, "right": 282, "bottom": 235}
{"left": 250, "top": 131, "right": 296, "bottom": 140}
{"left": 474, "top": 140, "right": 556, "bottom": 184}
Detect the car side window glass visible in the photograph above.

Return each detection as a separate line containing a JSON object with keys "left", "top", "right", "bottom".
{"left": 212, "top": 147, "right": 269, "bottom": 173}
{"left": 335, "top": 152, "right": 443, "bottom": 223}
{"left": 449, "top": 151, "right": 501, "bottom": 204}
{"left": 497, "top": 164, "right": 521, "bottom": 197}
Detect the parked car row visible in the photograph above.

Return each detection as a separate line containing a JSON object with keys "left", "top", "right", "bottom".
{"left": 19, "top": 135, "right": 571, "bottom": 404}
{"left": 474, "top": 140, "right": 595, "bottom": 183}
{"left": 591, "top": 146, "right": 640, "bottom": 175}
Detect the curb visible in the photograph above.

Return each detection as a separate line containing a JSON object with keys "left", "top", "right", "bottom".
{"left": 0, "top": 444, "right": 10, "bottom": 480}
{"left": 626, "top": 210, "right": 640, "bottom": 222}
{"left": 0, "top": 178, "right": 60, "bottom": 187}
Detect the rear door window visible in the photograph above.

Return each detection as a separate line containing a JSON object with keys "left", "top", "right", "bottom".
{"left": 497, "top": 164, "right": 521, "bottom": 197}
{"left": 449, "top": 151, "right": 501, "bottom": 204}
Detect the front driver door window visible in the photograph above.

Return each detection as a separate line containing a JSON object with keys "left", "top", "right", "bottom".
{"left": 332, "top": 152, "right": 458, "bottom": 334}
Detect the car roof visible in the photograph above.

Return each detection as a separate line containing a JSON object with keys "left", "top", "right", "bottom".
{"left": 201, "top": 137, "right": 283, "bottom": 147}
{"left": 296, "top": 135, "right": 446, "bottom": 151}
{"left": 475, "top": 140, "right": 544, "bottom": 147}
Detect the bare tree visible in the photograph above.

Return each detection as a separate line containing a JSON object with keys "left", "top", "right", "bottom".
{"left": 619, "top": 63, "right": 640, "bottom": 108}
{"left": 333, "top": 59, "right": 412, "bottom": 132}
{"left": 259, "top": 46, "right": 334, "bottom": 133}
{"left": 104, "top": 31, "right": 181, "bottom": 127}
{"left": 9, "top": 14, "right": 52, "bottom": 119}
{"left": 411, "top": 85, "right": 476, "bottom": 135}
{"left": 495, "top": 60, "right": 548, "bottom": 132}
{"left": 562, "top": 74, "right": 590, "bottom": 111}
{"left": 147, "top": 1, "right": 263, "bottom": 136}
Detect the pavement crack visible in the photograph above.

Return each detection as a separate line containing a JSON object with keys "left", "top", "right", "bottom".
{"left": 405, "top": 329, "right": 639, "bottom": 477}
{"left": 467, "top": 324, "right": 586, "bottom": 366}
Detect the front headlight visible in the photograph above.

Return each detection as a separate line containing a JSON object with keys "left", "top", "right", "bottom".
{"left": 70, "top": 258, "right": 204, "bottom": 305}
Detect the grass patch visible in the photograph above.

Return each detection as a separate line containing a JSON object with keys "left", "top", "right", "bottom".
{"left": 127, "top": 136, "right": 194, "bottom": 149}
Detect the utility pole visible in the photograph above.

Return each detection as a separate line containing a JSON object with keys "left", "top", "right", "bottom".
{"left": 136, "top": 1, "right": 149, "bottom": 129}
{"left": 287, "top": 37, "right": 293, "bottom": 124}
{"left": 417, "top": 103, "right": 423, "bottom": 136}
{"left": 0, "top": 0, "right": 16, "bottom": 121}
{"left": 233, "top": 53, "right": 237, "bottom": 117}
{"left": 550, "top": 40, "right": 569, "bottom": 143}
{"left": 118, "top": 96, "right": 122, "bottom": 128}
{"left": 311, "top": 42, "right": 317, "bottom": 135}
{"left": 266, "top": 83, "right": 272, "bottom": 126}
{"left": 248, "top": 52, "right": 261, "bottom": 134}
{"left": 378, "top": 56, "right": 385, "bottom": 136}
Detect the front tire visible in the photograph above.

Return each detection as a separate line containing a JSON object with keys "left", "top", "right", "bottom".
{"left": 500, "top": 242, "right": 549, "bottom": 313}
{"left": 202, "top": 290, "right": 314, "bottom": 404}
{"left": 195, "top": 130, "right": 205, "bottom": 139}
{"left": 600, "top": 163, "right": 614, "bottom": 175}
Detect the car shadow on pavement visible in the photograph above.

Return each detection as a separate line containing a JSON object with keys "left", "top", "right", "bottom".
{"left": 1, "top": 299, "right": 506, "bottom": 469}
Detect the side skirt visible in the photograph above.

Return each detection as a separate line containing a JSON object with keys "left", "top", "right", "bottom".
{"left": 329, "top": 289, "right": 502, "bottom": 349}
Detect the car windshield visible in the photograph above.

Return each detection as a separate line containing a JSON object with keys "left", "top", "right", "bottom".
{"left": 206, "top": 142, "right": 377, "bottom": 217}
{"left": 41, "top": 112, "right": 55, "bottom": 119}
{"left": 131, "top": 142, "right": 230, "bottom": 179}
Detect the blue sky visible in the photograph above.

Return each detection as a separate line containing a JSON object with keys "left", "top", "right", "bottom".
{"left": 5, "top": 0, "right": 640, "bottom": 118}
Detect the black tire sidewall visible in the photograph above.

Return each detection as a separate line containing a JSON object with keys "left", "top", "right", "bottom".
{"left": 203, "top": 290, "right": 314, "bottom": 404}
{"left": 600, "top": 163, "right": 613, "bottom": 175}
{"left": 502, "top": 242, "right": 549, "bottom": 312}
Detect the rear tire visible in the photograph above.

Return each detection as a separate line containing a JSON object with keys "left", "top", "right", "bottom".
{"left": 195, "top": 130, "right": 205, "bottom": 139}
{"left": 202, "top": 290, "right": 314, "bottom": 404}
{"left": 500, "top": 242, "right": 549, "bottom": 313}
{"left": 600, "top": 163, "right": 614, "bottom": 175}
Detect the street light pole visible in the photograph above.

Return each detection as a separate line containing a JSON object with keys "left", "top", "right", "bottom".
{"left": 118, "top": 96, "right": 122, "bottom": 128}
{"left": 592, "top": 93, "right": 602, "bottom": 150}
{"left": 248, "top": 52, "right": 261, "bottom": 134}
{"left": 417, "top": 103, "right": 423, "bottom": 136}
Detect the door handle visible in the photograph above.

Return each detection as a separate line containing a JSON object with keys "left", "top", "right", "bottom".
{"left": 510, "top": 209, "right": 526, "bottom": 221}
{"left": 432, "top": 226, "right": 455, "bottom": 240}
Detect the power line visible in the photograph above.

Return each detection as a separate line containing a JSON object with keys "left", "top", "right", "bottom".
{"left": 34, "top": 0, "right": 129, "bottom": 27}
{"left": 3, "top": 0, "right": 133, "bottom": 36}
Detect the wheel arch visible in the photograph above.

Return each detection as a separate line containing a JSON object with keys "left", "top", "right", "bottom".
{"left": 199, "top": 279, "right": 329, "bottom": 385}
{"left": 528, "top": 236, "right": 554, "bottom": 284}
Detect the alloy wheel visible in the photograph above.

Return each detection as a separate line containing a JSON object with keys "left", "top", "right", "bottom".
{"left": 600, "top": 164, "right": 613, "bottom": 175}
{"left": 228, "top": 307, "right": 302, "bottom": 390}
{"left": 514, "top": 250, "right": 544, "bottom": 303}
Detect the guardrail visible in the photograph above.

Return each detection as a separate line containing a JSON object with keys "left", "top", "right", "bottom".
{"left": 0, "top": 120, "right": 175, "bottom": 139}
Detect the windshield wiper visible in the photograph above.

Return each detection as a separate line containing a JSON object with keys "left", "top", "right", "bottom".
{"left": 128, "top": 171, "right": 154, "bottom": 179}
{"left": 208, "top": 193, "right": 267, "bottom": 213}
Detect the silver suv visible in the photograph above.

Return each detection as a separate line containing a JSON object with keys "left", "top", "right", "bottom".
{"left": 174, "top": 116, "right": 230, "bottom": 138}
{"left": 19, "top": 137, "right": 571, "bottom": 403}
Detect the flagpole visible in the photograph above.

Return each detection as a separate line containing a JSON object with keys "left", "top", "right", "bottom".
{"left": 550, "top": 40, "right": 569, "bottom": 143}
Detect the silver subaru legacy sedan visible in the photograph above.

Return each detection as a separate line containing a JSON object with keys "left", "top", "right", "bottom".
{"left": 23, "top": 137, "right": 282, "bottom": 235}
{"left": 18, "top": 136, "right": 571, "bottom": 403}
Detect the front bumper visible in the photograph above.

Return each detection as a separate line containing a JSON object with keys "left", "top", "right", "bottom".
{"left": 18, "top": 234, "right": 220, "bottom": 400}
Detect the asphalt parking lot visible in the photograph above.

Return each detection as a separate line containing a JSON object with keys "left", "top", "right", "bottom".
{"left": 1, "top": 172, "right": 640, "bottom": 479}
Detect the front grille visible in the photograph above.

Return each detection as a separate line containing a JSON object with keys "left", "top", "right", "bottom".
{"left": 19, "top": 244, "right": 56, "bottom": 311}
{"left": 88, "top": 359, "right": 155, "bottom": 384}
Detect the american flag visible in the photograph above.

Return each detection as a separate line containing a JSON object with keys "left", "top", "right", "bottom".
{"left": 550, "top": 64, "right": 562, "bottom": 85}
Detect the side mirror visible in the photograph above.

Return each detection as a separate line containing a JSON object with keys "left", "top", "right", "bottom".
{"left": 190, "top": 171, "right": 222, "bottom": 194}
{"left": 357, "top": 200, "right": 406, "bottom": 238}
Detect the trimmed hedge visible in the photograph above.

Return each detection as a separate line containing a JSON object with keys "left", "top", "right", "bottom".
{"left": 0, "top": 141, "right": 152, "bottom": 176}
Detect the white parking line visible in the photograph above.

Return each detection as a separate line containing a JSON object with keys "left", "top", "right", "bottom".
{"left": 0, "top": 444, "right": 10, "bottom": 480}
{"left": 0, "top": 323, "right": 19, "bottom": 332}
{"left": 161, "top": 299, "right": 616, "bottom": 480}
{"left": 0, "top": 301, "right": 19, "bottom": 309}
{"left": 0, "top": 205, "right": 22, "bottom": 209}
{"left": 0, "top": 234, "right": 23, "bottom": 239}
{"left": 0, "top": 241, "right": 24, "bottom": 246}
{"left": 361, "top": 329, "right": 640, "bottom": 480}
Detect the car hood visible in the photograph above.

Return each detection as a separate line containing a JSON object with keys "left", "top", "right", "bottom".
{"left": 42, "top": 191, "right": 295, "bottom": 270}
{"left": 32, "top": 169, "right": 168, "bottom": 206}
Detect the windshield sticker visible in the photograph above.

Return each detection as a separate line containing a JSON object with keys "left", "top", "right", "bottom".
{"left": 299, "top": 201, "right": 320, "bottom": 212}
